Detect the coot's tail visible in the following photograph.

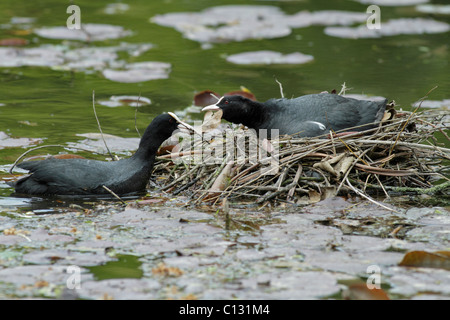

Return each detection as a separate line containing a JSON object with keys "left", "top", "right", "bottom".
{"left": 12, "top": 175, "right": 49, "bottom": 195}
{"left": 356, "top": 98, "right": 388, "bottom": 131}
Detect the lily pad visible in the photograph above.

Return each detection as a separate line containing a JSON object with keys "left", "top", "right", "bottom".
{"left": 398, "top": 251, "right": 450, "bottom": 270}
{"left": 226, "top": 50, "right": 314, "bottom": 65}
{"left": 98, "top": 95, "right": 151, "bottom": 107}
{"left": 0, "top": 38, "right": 29, "bottom": 46}
{"left": 416, "top": 4, "right": 450, "bottom": 15}
{"left": 103, "top": 3, "right": 130, "bottom": 15}
{"left": 78, "top": 278, "right": 160, "bottom": 300}
{"left": 151, "top": 5, "right": 368, "bottom": 44}
{"left": 193, "top": 88, "right": 256, "bottom": 107}
{"left": 325, "top": 18, "right": 450, "bottom": 39}
{"left": 354, "top": 0, "right": 429, "bottom": 6}
{"left": 67, "top": 133, "right": 140, "bottom": 155}
{"left": 1, "top": 199, "right": 449, "bottom": 299}
{"left": 285, "top": 10, "right": 369, "bottom": 28}
{"left": 0, "top": 46, "right": 65, "bottom": 67}
{"left": 343, "top": 94, "right": 387, "bottom": 101}
{"left": 57, "top": 43, "right": 154, "bottom": 72}
{"left": 0, "top": 43, "right": 154, "bottom": 78}
{"left": 193, "top": 90, "right": 221, "bottom": 107}
{"left": 10, "top": 17, "right": 36, "bottom": 25}
{"left": 34, "top": 23, "right": 132, "bottom": 41}
{"left": 413, "top": 99, "right": 450, "bottom": 109}
{"left": 102, "top": 61, "right": 171, "bottom": 83}
{"left": 387, "top": 266, "right": 450, "bottom": 297}
{"left": 0, "top": 228, "right": 74, "bottom": 246}
{"left": 0, "top": 265, "right": 91, "bottom": 286}
{"left": 0, "top": 131, "right": 42, "bottom": 149}
{"left": 23, "top": 249, "right": 113, "bottom": 266}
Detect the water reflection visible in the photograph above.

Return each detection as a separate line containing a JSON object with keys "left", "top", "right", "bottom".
{"left": 0, "top": 195, "right": 31, "bottom": 208}
{"left": 0, "top": 191, "right": 138, "bottom": 215}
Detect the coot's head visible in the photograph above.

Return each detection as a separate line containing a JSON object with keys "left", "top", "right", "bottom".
{"left": 152, "top": 113, "right": 180, "bottom": 138}
{"left": 202, "top": 95, "right": 257, "bottom": 125}
{"left": 139, "top": 113, "right": 194, "bottom": 149}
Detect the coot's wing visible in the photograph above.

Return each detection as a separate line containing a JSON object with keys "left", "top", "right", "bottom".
{"left": 260, "top": 97, "right": 331, "bottom": 137}
{"left": 268, "top": 94, "right": 387, "bottom": 135}
{"left": 322, "top": 95, "right": 387, "bottom": 132}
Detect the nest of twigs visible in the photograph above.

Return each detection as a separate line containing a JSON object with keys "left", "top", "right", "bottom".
{"left": 152, "top": 107, "right": 450, "bottom": 207}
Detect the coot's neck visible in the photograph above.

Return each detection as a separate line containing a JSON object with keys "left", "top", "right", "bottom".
{"left": 131, "top": 128, "right": 167, "bottom": 162}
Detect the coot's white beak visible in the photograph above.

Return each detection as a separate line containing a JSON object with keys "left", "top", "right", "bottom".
{"left": 201, "top": 104, "right": 220, "bottom": 112}
{"left": 201, "top": 96, "right": 224, "bottom": 112}
{"left": 167, "top": 112, "right": 201, "bottom": 135}
{"left": 168, "top": 112, "right": 193, "bottom": 132}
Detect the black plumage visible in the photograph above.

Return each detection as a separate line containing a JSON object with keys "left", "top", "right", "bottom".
{"left": 203, "top": 93, "right": 387, "bottom": 138}
{"left": 12, "top": 113, "right": 186, "bottom": 196}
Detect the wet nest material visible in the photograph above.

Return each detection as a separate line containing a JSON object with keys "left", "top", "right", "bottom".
{"left": 153, "top": 107, "right": 449, "bottom": 207}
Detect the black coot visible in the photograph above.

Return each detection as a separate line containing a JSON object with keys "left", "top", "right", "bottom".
{"left": 202, "top": 93, "right": 388, "bottom": 138}
{"left": 12, "top": 113, "right": 192, "bottom": 196}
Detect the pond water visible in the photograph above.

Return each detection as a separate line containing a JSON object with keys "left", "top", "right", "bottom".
{"left": 0, "top": 0, "right": 448, "bottom": 224}
{"left": 0, "top": 1, "right": 448, "bottom": 162}
{"left": 0, "top": 0, "right": 449, "bottom": 300}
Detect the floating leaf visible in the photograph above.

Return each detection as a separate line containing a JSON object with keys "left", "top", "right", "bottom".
{"left": 355, "top": 0, "right": 428, "bottom": 6}
{"left": 67, "top": 133, "right": 140, "bottom": 155}
{"left": 17, "top": 120, "right": 37, "bottom": 126}
{"left": 343, "top": 94, "right": 387, "bottom": 102}
{"left": 412, "top": 99, "right": 450, "bottom": 110}
{"left": 344, "top": 282, "right": 390, "bottom": 300}
{"left": 194, "top": 88, "right": 257, "bottom": 106}
{"left": 0, "top": 43, "right": 153, "bottom": 73}
{"left": 0, "top": 131, "right": 42, "bottom": 149}
{"left": 98, "top": 95, "right": 151, "bottom": 108}
{"left": 416, "top": 4, "right": 450, "bottom": 15}
{"left": 224, "top": 89, "right": 257, "bottom": 101}
{"left": 399, "top": 251, "right": 450, "bottom": 270}
{"left": 0, "top": 38, "right": 28, "bottom": 46}
{"left": 152, "top": 262, "right": 184, "bottom": 277}
{"left": 10, "top": 17, "right": 36, "bottom": 25}
{"left": 10, "top": 30, "right": 33, "bottom": 36}
{"left": 325, "top": 18, "right": 450, "bottom": 39}
{"left": 103, "top": 3, "right": 130, "bottom": 15}
{"left": 194, "top": 90, "right": 220, "bottom": 107}
{"left": 0, "top": 47, "right": 65, "bottom": 67}
{"left": 102, "top": 62, "right": 171, "bottom": 83}
{"left": 151, "top": 6, "right": 368, "bottom": 44}
{"left": 34, "top": 23, "right": 132, "bottom": 41}
{"left": 226, "top": 50, "right": 314, "bottom": 65}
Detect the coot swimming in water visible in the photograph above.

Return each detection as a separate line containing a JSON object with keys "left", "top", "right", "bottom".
{"left": 202, "top": 93, "right": 388, "bottom": 138}
{"left": 12, "top": 113, "right": 193, "bottom": 196}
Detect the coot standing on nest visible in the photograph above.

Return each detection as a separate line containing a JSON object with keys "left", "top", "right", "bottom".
{"left": 202, "top": 93, "right": 388, "bottom": 138}
{"left": 11, "top": 113, "right": 193, "bottom": 197}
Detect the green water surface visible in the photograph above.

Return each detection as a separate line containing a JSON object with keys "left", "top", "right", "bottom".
{"left": 0, "top": 0, "right": 448, "bottom": 194}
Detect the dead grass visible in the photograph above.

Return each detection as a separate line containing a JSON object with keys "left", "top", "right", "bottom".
{"left": 153, "top": 107, "right": 449, "bottom": 208}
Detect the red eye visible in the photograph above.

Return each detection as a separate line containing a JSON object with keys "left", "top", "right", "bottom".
{"left": 224, "top": 100, "right": 229, "bottom": 104}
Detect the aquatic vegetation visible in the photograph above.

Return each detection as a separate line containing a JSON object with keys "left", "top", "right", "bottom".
{"left": 0, "top": 43, "right": 170, "bottom": 83}
{"left": 325, "top": 18, "right": 450, "bottom": 39}
{"left": 226, "top": 50, "right": 314, "bottom": 65}
{"left": 151, "top": 5, "right": 368, "bottom": 44}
